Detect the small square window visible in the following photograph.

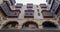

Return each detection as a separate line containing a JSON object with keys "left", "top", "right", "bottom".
{"left": 37, "top": 9, "right": 39, "bottom": 12}
{"left": 36, "top": 5, "right": 38, "bottom": 8}
{"left": 30, "top": 13, "right": 33, "bottom": 15}
{"left": 38, "top": 13, "right": 40, "bottom": 16}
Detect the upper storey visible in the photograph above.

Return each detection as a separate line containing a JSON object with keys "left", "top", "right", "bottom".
{"left": 0, "top": 0, "right": 54, "bottom": 19}
{"left": 0, "top": 0, "right": 20, "bottom": 18}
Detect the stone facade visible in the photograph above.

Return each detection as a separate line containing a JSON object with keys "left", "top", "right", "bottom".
{"left": 0, "top": 0, "right": 59, "bottom": 30}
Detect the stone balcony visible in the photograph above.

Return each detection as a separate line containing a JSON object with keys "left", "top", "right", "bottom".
{"left": 41, "top": 11, "right": 53, "bottom": 18}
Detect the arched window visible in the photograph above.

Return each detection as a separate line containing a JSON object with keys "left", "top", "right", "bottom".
{"left": 2, "top": 21, "right": 19, "bottom": 29}
{"left": 22, "top": 21, "right": 38, "bottom": 29}
{"left": 42, "top": 21, "right": 58, "bottom": 28}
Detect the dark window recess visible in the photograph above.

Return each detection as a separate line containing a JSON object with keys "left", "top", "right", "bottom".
{"left": 41, "top": 7, "right": 47, "bottom": 8}
{"left": 15, "top": 3, "right": 23, "bottom": 8}
{"left": 36, "top": 5, "right": 38, "bottom": 8}
{"left": 27, "top": 6, "right": 33, "bottom": 8}
{"left": 27, "top": 4, "right": 33, "bottom": 8}
{"left": 38, "top": 13, "right": 40, "bottom": 16}
{"left": 25, "top": 10, "right": 34, "bottom": 12}
{"left": 2, "top": 21, "right": 19, "bottom": 29}
{"left": 40, "top": 4, "right": 47, "bottom": 8}
{"left": 25, "top": 13, "right": 33, "bottom": 16}
{"left": 15, "top": 6, "right": 22, "bottom": 8}
{"left": 22, "top": 21, "right": 38, "bottom": 28}
{"left": 37, "top": 9, "right": 39, "bottom": 12}
{"left": 42, "top": 21, "right": 58, "bottom": 28}
{"left": 24, "top": 10, "right": 34, "bottom": 18}
{"left": 41, "top": 11, "right": 53, "bottom": 18}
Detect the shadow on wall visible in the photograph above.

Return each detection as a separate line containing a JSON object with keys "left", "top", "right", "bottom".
{"left": 22, "top": 21, "right": 38, "bottom": 29}
{"left": 42, "top": 21, "right": 58, "bottom": 28}
{"left": 2, "top": 21, "right": 19, "bottom": 29}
